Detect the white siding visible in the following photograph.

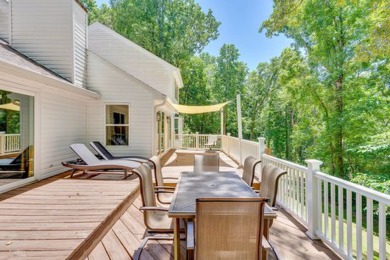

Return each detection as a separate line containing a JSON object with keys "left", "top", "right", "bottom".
{"left": 0, "top": 0, "right": 8, "bottom": 42}
{"left": 88, "top": 23, "right": 180, "bottom": 101}
{"left": 10, "top": 0, "right": 88, "bottom": 85}
{"left": 39, "top": 92, "right": 87, "bottom": 177}
{"left": 0, "top": 65, "right": 93, "bottom": 181}
{"left": 73, "top": 1, "right": 87, "bottom": 88}
{"left": 87, "top": 52, "right": 158, "bottom": 157}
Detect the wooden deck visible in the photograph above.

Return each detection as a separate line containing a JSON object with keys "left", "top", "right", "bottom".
{"left": 0, "top": 149, "right": 340, "bottom": 259}
{"left": 0, "top": 172, "right": 140, "bottom": 259}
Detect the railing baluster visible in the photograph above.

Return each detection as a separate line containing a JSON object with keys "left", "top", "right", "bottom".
{"left": 378, "top": 202, "right": 387, "bottom": 260}
{"left": 347, "top": 190, "right": 352, "bottom": 258}
{"left": 331, "top": 183, "right": 336, "bottom": 243}
{"left": 300, "top": 171, "right": 305, "bottom": 221}
{"left": 324, "top": 181, "right": 329, "bottom": 239}
{"left": 338, "top": 186, "right": 344, "bottom": 251}
{"left": 366, "top": 198, "right": 373, "bottom": 260}
{"left": 356, "top": 194, "right": 362, "bottom": 260}
{"left": 317, "top": 179, "right": 322, "bottom": 234}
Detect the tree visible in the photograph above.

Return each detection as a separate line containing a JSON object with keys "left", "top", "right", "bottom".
{"left": 109, "top": 0, "right": 220, "bottom": 67}
{"left": 261, "top": 0, "right": 390, "bottom": 177}
{"left": 213, "top": 44, "right": 248, "bottom": 136}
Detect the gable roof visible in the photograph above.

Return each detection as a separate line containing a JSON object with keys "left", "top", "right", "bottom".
{"left": 88, "top": 23, "right": 183, "bottom": 101}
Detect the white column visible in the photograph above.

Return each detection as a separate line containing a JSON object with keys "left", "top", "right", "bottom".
{"left": 195, "top": 132, "right": 199, "bottom": 150}
{"left": 258, "top": 137, "right": 266, "bottom": 159}
{"left": 305, "top": 159, "right": 323, "bottom": 240}
{"left": 227, "top": 133, "right": 231, "bottom": 156}
{"left": 236, "top": 94, "right": 243, "bottom": 165}
{"left": 220, "top": 109, "right": 224, "bottom": 136}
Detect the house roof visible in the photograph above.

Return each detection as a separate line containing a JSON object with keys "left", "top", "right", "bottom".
{"left": 88, "top": 23, "right": 183, "bottom": 101}
{"left": 0, "top": 39, "right": 69, "bottom": 84}
{"left": 0, "top": 38, "right": 99, "bottom": 99}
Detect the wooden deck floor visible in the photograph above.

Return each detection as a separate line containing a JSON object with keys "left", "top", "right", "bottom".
{"left": 0, "top": 149, "right": 340, "bottom": 259}
{"left": 0, "top": 172, "right": 139, "bottom": 259}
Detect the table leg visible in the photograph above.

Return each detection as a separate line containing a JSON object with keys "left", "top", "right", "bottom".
{"left": 173, "top": 217, "right": 181, "bottom": 260}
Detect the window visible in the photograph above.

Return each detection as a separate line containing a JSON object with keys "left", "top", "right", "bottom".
{"left": 105, "top": 104, "right": 129, "bottom": 146}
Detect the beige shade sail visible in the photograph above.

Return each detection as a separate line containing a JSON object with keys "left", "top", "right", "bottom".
{"left": 0, "top": 102, "right": 20, "bottom": 111}
{"left": 169, "top": 101, "right": 231, "bottom": 114}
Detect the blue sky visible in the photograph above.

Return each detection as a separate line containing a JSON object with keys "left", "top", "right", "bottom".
{"left": 95, "top": 0, "right": 292, "bottom": 71}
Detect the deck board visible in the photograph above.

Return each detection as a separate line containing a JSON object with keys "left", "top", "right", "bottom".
{"left": 0, "top": 173, "right": 139, "bottom": 259}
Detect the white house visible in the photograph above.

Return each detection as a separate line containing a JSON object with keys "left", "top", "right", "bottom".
{"left": 0, "top": 0, "right": 182, "bottom": 193}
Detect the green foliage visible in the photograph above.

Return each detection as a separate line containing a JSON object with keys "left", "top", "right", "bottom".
{"left": 261, "top": 0, "right": 390, "bottom": 178}
{"left": 80, "top": 0, "right": 389, "bottom": 192}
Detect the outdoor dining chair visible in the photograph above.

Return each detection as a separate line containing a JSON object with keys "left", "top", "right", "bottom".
{"left": 149, "top": 156, "right": 177, "bottom": 204}
{"left": 131, "top": 163, "right": 177, "bottom": 232}
{"left": 193, "top": 153, "right": 219, "bottom": 172}
{"left": 258, "top": 164, "right": 287, "bottom": 207}
{"left": 242, "top": 156, "right": 261, "bottom": 187}
{"left": 132, "top": 164, "right": 185, "bottom": 260}
{"left": 186, "top": 197, "right": 269, "bottom": 260}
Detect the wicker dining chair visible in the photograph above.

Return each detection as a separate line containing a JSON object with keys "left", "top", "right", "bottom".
{"left": 187, "top": 197, "right": 269, "bottom": 260}
{"left": 242, "top": 156, "right": 261, "bottom": 187}
{"left": 193, "top": 153, "right": 219, "bottom": 172}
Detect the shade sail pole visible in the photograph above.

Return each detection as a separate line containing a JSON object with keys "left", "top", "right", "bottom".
{"left": 237, "top": 94, "right": 243, "bottom": 165}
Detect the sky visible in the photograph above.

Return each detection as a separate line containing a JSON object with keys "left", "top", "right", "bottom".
{"left": 95, "top": 0, "right": 292, "bottom": 71}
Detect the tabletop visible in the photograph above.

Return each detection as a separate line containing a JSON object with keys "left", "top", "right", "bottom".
{"left": 168, "top": 171, "right": 276, "bottom": 218}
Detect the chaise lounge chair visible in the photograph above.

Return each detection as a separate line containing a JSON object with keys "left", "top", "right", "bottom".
{"left": 62, "top": 143, "right": 141, "bottom": 179}
{"left": 0, "top": 146, "right": 32, "bottom": 179}
{"left": 90, "top": 141, "right": 149, "bottom": 162}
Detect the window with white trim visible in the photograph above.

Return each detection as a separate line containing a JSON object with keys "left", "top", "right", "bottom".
{"left": 105, "top": 104, "right": 129, "bottom": 146}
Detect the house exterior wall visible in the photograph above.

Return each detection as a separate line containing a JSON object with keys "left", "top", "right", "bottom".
{"left": 88, "top": 23, "right": 180, "bottom": 101}
{"left": 0, "top": 0, "right": 8, "bottom": 42}
{"left": 0, "top": 63, "right": 95, "bottom": 183}
{"left": 86, "top": 52, "right": 158, "bottom": 157}
{"left": 9, "top": 0, "right": 87, "bottom": 88}
{"left": 73, "top": 1, "right": 88, "bottom": 87}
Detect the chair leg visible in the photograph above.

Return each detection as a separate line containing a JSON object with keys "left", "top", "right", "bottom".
{"left": 133, "top": 236, "right": 174, "bottom": 260}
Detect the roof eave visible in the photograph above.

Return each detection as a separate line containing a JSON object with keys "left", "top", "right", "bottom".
{"left": 0, "top": 60, "right": 100, "bottom": 99}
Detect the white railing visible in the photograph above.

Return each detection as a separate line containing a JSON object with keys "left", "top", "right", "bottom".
{"left": 174, "top": 133, "right": 389, "bottom": 259}
{"left": 173, "top": 134, "right": 221, "bottom": 150}
{"left": 262, "top": 154, "right": 390, "bottom": 260}
{"left": 0, "top": 133, "right": 21, "bottom": 154}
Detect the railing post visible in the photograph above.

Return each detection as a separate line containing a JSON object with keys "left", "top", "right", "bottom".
{"left": 227, "top": 133, "right": 231, "bottom": 156}
{"left": 258, "top": 137, "right": 266, "bottom": 159}
{"left": 195, "top": 132, "right": 199, "bottom": 150}
{"left": 305, "top": 159, "right": 323, "bottom": 240}
{"left": 0, "top": 133, "right": 5, "bottom": 155}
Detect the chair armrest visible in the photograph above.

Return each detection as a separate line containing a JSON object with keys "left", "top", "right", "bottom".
{"left": 186, "top": 220, "right": 194, "bottom": 250}
{"left": 163, "top": 177, "right": 179, "bottom": 180}
{"left": 262, "top": 235, "right": 271, "bottom": 250}
{"left": 139, "top": 206, "right": 168, "bottom": 212}
{"left": 155, "top": 190, "right": 175, "bottom": 194}
{"left": 155, "top": 185, "right": 176, "bottom": 190}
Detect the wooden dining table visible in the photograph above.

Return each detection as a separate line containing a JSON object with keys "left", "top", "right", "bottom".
{"left": 168, "top": 171, "right": 277, "bottom": 260}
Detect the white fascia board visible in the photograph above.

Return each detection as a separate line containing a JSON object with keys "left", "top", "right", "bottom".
{"left": 0, "top": 60, "right": 100, "bottom": 99}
